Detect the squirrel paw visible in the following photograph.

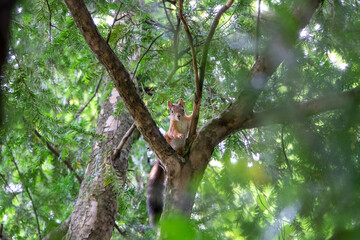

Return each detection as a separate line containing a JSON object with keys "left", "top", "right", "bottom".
{"left": 176, "top": 133, "right": 184, "bottom": 139}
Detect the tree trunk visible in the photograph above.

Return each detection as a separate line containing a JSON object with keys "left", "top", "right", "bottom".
{"left": 64, "top": 87, "right": 133, "bottom": 240}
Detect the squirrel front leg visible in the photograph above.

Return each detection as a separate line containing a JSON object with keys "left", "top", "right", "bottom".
{"left": 185, "top": 113, "right": 192, "bottom": 121}
{"left": 169, "top": 130, "right": 184, "bottom": 139}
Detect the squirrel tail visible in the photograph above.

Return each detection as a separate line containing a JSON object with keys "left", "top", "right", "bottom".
{"left": 147, "top": 160, "right": 166, "bottom": 226}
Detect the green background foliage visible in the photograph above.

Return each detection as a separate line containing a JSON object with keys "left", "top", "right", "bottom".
{"left": 1, "top": 0, "right": 360, "bottom": 239}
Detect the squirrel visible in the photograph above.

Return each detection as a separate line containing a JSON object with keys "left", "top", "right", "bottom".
{"left": 146, "top": 98, "right": 192, "bottom": 226}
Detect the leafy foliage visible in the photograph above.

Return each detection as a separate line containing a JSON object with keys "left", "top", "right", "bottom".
{"left": 1, "top": 0, "right": 360, "bottom": 239}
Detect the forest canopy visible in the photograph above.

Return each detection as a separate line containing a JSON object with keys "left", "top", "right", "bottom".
{"left": 1, "top": 0, "right": 360, "bottom": 239}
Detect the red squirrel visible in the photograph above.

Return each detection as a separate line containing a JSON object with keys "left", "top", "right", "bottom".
{"left": 146, "top": 99, "right": 192, "bottom": 226}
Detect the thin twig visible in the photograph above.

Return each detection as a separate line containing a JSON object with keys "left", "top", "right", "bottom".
{"left": 162, "top": 0, "right": 175, "bottom": 31}
{"left": 281, "top": 125, "right": 293, "bottom": 175}
{"left": 45, "top": 0, "right": 57, "bottom": 112}
{"left": 13, "top": 55, "right": 37, "bottom": 103}
{"left": 0, "top": 173, "right": 14, "bottom": 194}
{"left": 255, "top": 0, "right": 261, "bottom": 60}
{"left": 111, "top": 123, "right": 136, "bottom": 161}
{"left": 106, "top": 2, "right": 124, "bottom": 43}
{"left": 114, "top": 222, "right": 127, "bottom": 237}
{"left": 10, "top": 151, "right": 42, "bottom": 240}
{"left": 178, "top": 0, "right": 200, "bottom": 91}
{"left": 45, "top": 0, "right": 52, "bottom": 42}
{"left": 179, "top": 59, "right": 192, "bottom": 68}
{"left": 72, "top": 73, "right": 104, "bottom": 122}
{"left": 132, "top": 33, "right": 164, "bottom": 80}
{"left": 172, "top": 17, "right": 181, "bottom": 70}
{"left": 34, "top": 129, "right": 83, "bottom": 184}
{"left": 189, "top": 0, "right": 234, "bottom": 139}
{"left": 144, "top": 19, "right": 173, "bottom": 32}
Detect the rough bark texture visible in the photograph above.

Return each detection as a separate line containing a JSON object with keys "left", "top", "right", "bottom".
{"left": 64, "top": 88, "right": 133, "bottom": 240}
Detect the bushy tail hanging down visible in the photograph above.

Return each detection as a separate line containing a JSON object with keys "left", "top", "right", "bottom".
{"left": 147, "top": 160, "right": 166, "bottom": 226}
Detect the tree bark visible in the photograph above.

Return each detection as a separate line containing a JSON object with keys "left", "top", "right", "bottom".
{"left": 63, "top": 88, "right": 133, "bottom": 240}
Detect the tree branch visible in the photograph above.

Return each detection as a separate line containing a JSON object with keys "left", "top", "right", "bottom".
{"left": 9, "top": 151, "right": 42, "bottom": 240}
{"left": 188, "top": 0, "right": 234, "bottom": 139}
{"left": 45, "top": 0, "right": 52, "bottom": 42}
{"left": 0, "top": 223, "right": 11, "bottom": 240}
{"left": 281, "top": 125, "right": 292, "bottom": 175}
{"left": 64, "top": 0, "right": 184, "bottom": 171}
{"left": 162, "top": 0, "right": 174, "bottom": 31}
{"left": 255, "top": 0, "right": 261, "bottom": 60}
{"left": 132, "top": 33, "right": 164, "bottom": 80}
{"left": 242, "top": 86, "right": 360, "bottom": 129}
{"left": 72, "top": 73, "right": 103, "bottom": 122}
{"left": 106, "top": 2, "right": 123, "bottom": 43}
{"left": 34, "top": 129, "right": 83, "bottom": 184}
{"left": 178, "top": 0, "right": 200, "bottom": 103}
{"left": 144, "top": 19, "right": 173, "bottom": 32}
{"left": 111, "top": 123, "right": 136, "bottom": 161}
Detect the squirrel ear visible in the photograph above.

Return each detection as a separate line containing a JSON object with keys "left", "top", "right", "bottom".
{"left": 179, "top": 98, "right": 184, "bottom": 106}
{"left": 167, "top": 101, "right": 173, "bottom": 109}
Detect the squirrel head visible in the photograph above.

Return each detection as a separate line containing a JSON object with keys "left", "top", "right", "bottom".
{"left": 168, "top": 99, "right": 185, "bottom": 121}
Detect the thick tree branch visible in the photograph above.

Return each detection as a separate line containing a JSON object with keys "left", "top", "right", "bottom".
{"left": 242, "top": 86, "right": 360, "bottom": 129}
{"left": 188, "top": 0, "right": 234, "bottom": 139}
{"left": 64, "top": 0, "right": 184, "bottom": 171}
